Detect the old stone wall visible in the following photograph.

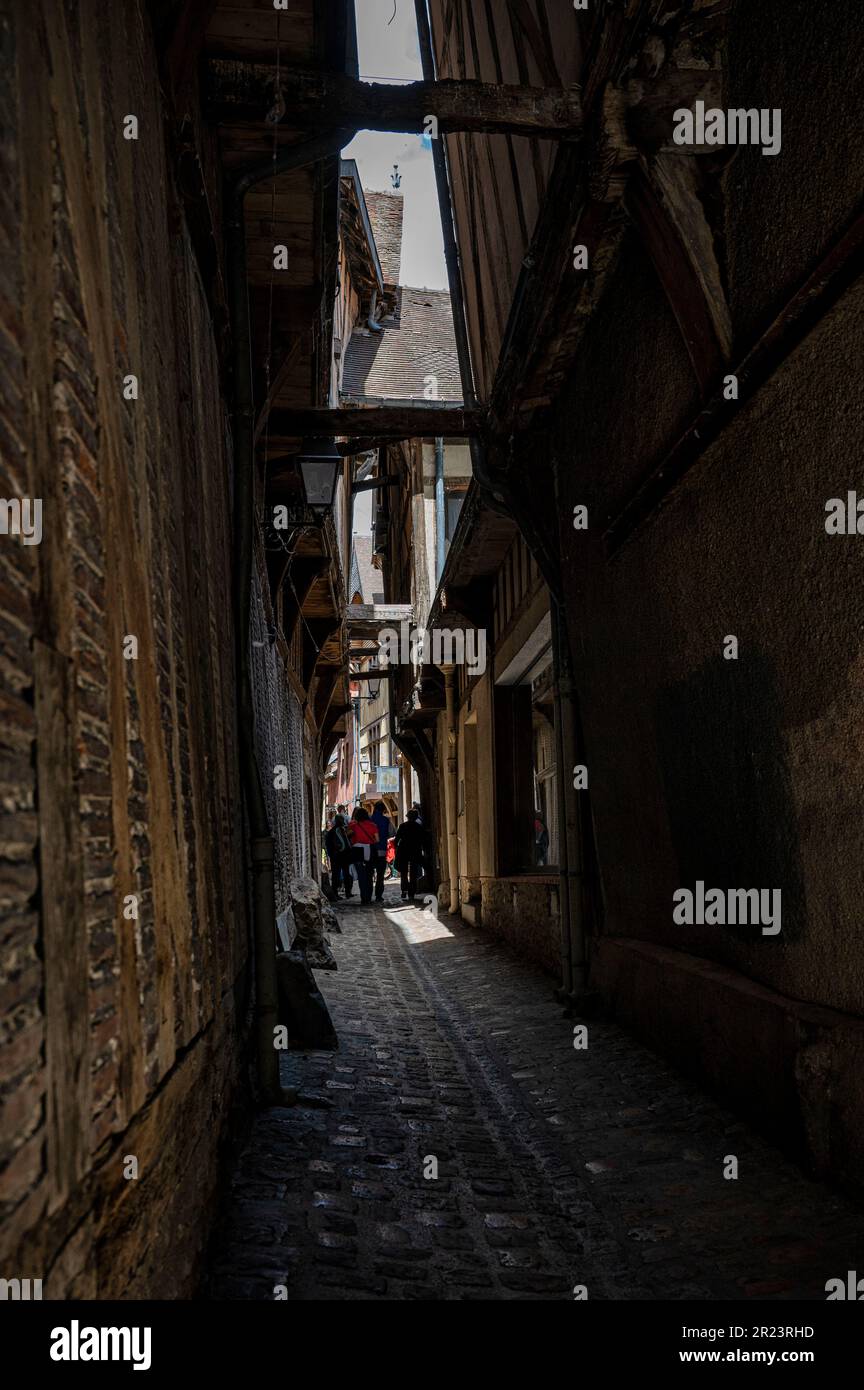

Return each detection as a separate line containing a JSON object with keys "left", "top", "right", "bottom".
{"left": 480, "top": 879, "right": 561, "bottom": 977}
{"left": 0, "top": 1, "right": 248, "bottom": 1296}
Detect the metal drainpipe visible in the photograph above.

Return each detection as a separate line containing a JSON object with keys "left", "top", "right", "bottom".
{"left": 550, "top": 601, "right": 573, "bottom": 999}
{"left": 353, "top": 696, "right": 360, "bottom": 803}
{"left": 227, "top": 126, "right": 355, "bottom": 1102}
{"left": 434, "top": 437, "right": 445, "bottom": 582}
{"left": 551, "top": 601, "right": 588, "bottom": 1001}
{"left": 443, "top": 668, "right": 460, "bottom": 914}
{"left": 367, "top": 286, "right": 383, "bottom": 333}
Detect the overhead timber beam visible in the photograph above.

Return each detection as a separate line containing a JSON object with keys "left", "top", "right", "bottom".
{"left": 205, "top": 60, "right": 583, "bottom": 139}
{"left": 267, "top": 406, "right": 485, "bottom": 441}
{"left": 351, "top": 474, "right": 401, "bottom": 495}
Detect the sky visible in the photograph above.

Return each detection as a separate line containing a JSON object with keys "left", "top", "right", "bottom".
{"left": 343, "top": 0, "right": 448, "bottom": 290}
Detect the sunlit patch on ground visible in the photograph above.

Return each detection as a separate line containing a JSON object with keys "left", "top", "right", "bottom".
{"left": 384, "top": 899, "right": 454, "bottom": 944}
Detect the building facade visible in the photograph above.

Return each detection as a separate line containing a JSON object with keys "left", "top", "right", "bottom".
{"left": 425, "top": 0, "right": 864, "bottom": 1191}
{"left": 0, "top": 0, "right": 360, "bottom": 1297}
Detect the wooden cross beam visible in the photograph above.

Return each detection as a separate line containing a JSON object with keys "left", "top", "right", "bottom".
{"left": 206, "top": 59, "right": 583, "bottom": 140}
{"left": 349, "top": 669, "right": 396, "bottom": 682}
{"left": 267, "top": 406, "right": 485, "bottom": 441}
{"left": 351, "top": 475, "right": 401, "bottom": 496}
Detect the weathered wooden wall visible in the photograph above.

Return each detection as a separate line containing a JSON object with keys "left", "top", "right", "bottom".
{"left": 429, "top": 0, "right": 582, "bottom": 398}
{"left": 430, "top": 0, "right": 864, "bottom": 1189}
{"left": 0, "top": 0, "right": 247, "bottom": 1296}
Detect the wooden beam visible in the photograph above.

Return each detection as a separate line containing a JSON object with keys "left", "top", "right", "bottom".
{"left": 303, "top": 618, "right": 342, "bottom": 689}
{"left": 624, "top": 71, "right": 724, "bottom": 155}
{"left": 336, "top": 437, "right": 393, "bottom": 456}
{"left": 254, "top": 336, "right": 302, "bottom": 445}
{"left": 267, "top": 405, "right": 484, "bottom": 440}
{"left": 206, "top": 60, "right": 583, "bottom": 139}
{"left": 351, "top": 474, "right": 401, "bottom": 495}
{"left": 604, "top": 201, "right": 864, "bottom": 556}
{"left": 347, "top": 603, "right": 414, "bottom": 640}
{"left": 281, "top": 556, "right": 329, "bottom": 645}
{"left": 626, "top": 159, "right": 732, "bottom": 391}
{"left": 488, "top": 130, "right": 629, "bottom": 437}
{"left": 163, "top": 0, "right": 220, "bottom": 103}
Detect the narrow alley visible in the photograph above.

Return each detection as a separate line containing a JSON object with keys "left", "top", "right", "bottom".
{"left": 207, "top": 894, "right": 864, "bottom": 1302}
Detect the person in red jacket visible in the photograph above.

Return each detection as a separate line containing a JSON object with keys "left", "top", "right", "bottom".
{"left": 347, "top": 806, "right": 379, "bottom": 905}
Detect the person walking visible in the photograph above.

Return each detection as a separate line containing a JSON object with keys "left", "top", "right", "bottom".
{"left": 395, "top": 808, "right": 426, "bottom": 901}
{"left": 370, "top": 800, "right": 395, "bottom": 901}
{"left": 347, "top": 806, "right": 379, "bottom": 905}
{"left": 324, "top": 813, "right": 353, "bottom": 899}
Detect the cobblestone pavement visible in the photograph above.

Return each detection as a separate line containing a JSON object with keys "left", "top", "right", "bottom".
{"left": 206, "top": 893, "right": 864, "bottom": 1301}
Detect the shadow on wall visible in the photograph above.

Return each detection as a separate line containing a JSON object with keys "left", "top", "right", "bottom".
{"left": 655, "top": 650, "right": 807, "bottom": 943}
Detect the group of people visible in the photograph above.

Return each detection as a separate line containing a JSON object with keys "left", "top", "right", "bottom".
{"left": 324, "top": 801, "right": 428, "bottom": 906}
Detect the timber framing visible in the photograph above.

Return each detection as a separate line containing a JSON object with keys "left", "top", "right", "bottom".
{"left": 485, "top": 3, "right": 732, "bottom": 441}
{"left": 206, "top": 59, "right": 583, "bottom": 139}
{"left": 604, "top": 202, "right": 864, "bottom": 556}
{"left": 267, "top": 405, "right": 485, "bottom": 441}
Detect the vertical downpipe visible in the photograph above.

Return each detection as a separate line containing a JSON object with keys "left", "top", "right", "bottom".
{"left": 444, "top": 668, "right": 460, "bottom": 914}
{"left": 551, "top": 601, "right": 574, "bottom": 1000}
{"left": 552, "top": 601, "right": 588, "bottom": 999}
{"left": 434, "top": 436, "right": 445, "bottom": 582}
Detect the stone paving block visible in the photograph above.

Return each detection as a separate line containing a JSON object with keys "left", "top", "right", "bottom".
{"left": 206, "top": 897, "right": 864, "bottom": 1302}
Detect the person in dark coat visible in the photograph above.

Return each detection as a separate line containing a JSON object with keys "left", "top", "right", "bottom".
{"left": 324, "top": 814, "right": 353, "bottom": 898}
{"left": 394, "top": 808, "right": 426, "bottom": 901}
{"left": 370, "top": 800, "right": 395, "bottom": 901}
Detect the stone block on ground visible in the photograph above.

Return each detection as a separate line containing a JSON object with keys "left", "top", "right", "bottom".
{"left": 275, "top": 950, "right": 338, "bottom": 1050}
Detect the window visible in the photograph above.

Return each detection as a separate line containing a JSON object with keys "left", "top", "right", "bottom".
{"left": 446, "top": 492, "right": 463, "bottom": 541}
{"left": 494, "top": 684, "right": 559, "bottom": 873}
{"left": 531, "top": 704, "right": 558, "bottom": 869}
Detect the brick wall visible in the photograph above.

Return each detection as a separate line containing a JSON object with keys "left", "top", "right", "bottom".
{"left": 0, "top": 1, "right": 248, "bottom": 1297}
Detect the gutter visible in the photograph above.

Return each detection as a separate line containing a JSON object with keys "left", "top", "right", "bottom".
{"left": 434, "top": 436, "right": 445, "bottom": 583}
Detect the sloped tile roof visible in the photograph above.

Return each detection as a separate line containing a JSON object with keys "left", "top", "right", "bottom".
{"left": 364, "top": 189, "right": 403, "bottom": 284}
{"left": 341, "top": 286, "right": 462, "bottom": 403}
{"left": 351, "top": 535, "right": 385, "bottom": 604}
